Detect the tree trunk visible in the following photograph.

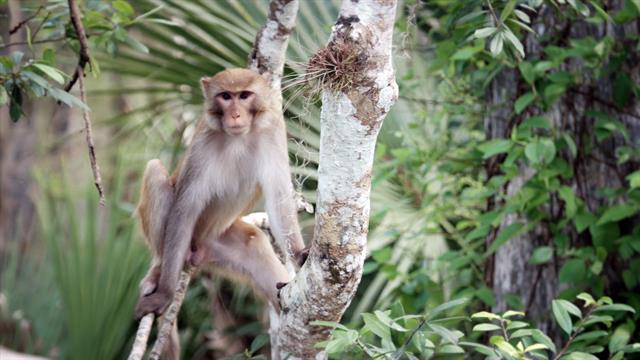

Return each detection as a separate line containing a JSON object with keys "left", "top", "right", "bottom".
{"left": 486, "top": 0, "right": 640, "bottom": 337}
{"left": 276, "top": 0, "right": 398, "bottom": 358}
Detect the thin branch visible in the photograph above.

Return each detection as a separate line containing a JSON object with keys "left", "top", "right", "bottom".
{"left": 65, "top": 0, "right": 105, "bottom": 204}
{"left": 127, "top": 268, "right": 195, "bottom": 360}
{"left": 149, "top": 268, "right": 195, "bottom": 360}
{"left": 0, "top": 37, "right": 67, "bottom": 49}
{"left": 77, "top": 66, "right": 105, "bottom": 205}
{"left": 64, "top": 0, "right": 91, "bottom": 92}
{"left": 9, "top": 5, "right": 43, "bottom": 35}
{"left": 127, "top": 313, "right": 154, "bottom": 360}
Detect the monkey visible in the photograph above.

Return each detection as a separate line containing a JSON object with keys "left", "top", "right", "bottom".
{"left": 134, "top": 69, "right": 307, "bottom": 325}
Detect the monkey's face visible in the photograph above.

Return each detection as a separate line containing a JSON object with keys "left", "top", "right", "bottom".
{"left": 213, "top": 90, "right": 256, "bottom": 136}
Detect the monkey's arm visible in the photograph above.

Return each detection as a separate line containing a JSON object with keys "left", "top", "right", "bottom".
{"left": 259, "top": 132, "right": 306, "bottom": 261}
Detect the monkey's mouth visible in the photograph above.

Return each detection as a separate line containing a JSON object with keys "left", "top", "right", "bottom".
{"left": 225, "top": 126, "right": 249, "bottom": 135}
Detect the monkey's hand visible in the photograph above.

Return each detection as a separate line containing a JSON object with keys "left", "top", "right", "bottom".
{"left": 134, "top": 289, "right": 173, "bottom": 319}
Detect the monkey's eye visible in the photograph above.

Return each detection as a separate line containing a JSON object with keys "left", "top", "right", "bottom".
{"left": 239, "top": 91, "right": 252, "bottom": 100}
{"left": 219, "top": 92, "right": 232, "bottom": 100}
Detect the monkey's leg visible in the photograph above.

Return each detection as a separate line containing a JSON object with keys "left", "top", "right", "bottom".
{"left": 206, "top": 220, "right": 291, "bottom": 307}
{"left": 137, "top": 159, "right": 174, "bottom": 296}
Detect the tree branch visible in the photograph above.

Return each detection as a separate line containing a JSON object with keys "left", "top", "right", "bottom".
{"left": 127, "top": 268, "right": 195, "bottom": 360}
{"left": 64, "top": 0, "right": 91, "bottom": 92}
{"left": 65, "top": 0, "right": 105, "bottom": 204}
{"left": 276, "top": 0, "right": 399, "bottom": 358}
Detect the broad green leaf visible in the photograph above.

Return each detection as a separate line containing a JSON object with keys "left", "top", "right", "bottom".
{"left": 558, "top": 186, "right": 577, "bottom": 218}
{"left": 249, "top": 334, "right": 269, "bottom": 354}
{"left": 478, "top": 139, "right": 513, "bottom": 158}
{"left": 124, "top": 35, "right": 150, "bottom": 54}
{"left": 503, "top": 310, "right": 525, "bottom": 318}
{"left": 593, "top": 304, "right": 636, "bottom": 313}
{"left": 597, "top": 204, "right": 638, "bottom": 225}
{"left": 576, "top": 293, "right": 596, "bottom": 307}
{"left": 556, "top": 299, "right": 582, "bottom": 318}
{"left": 474, "top": 27, "right": 497, "bottom": 39}
{"left": 427, "top": 297, "right": 468, "bottom": 319}
{"left": 500, "top": 0, "right": 517, "bottom": 22}
{"left": 473, "top": 323, "right": 501, "bottom": 332}
{"left": 530, "top": 246, "right": 553, "bottom": 265}
{"left": 552, "top": 299, "right": 573, "bottom": 335}
{"left": 525, "top": 343, "right": 549, "bottom": 352}
{"left": 609, "top": 324, "right": 632, "bottom": 353}
{"left": 374, "top": 310, "right": 408, "bottom": 332}
{"left": 559, "top": 258, "right": 587, "bottom": 284}
{"left": 0, "top": 86, "right": 7, "bottom": 106}
{"left": 113, "top": 0, "right": 135, "bottom": 17}
{"left": 525, "top": 138, "right": 556, "bottom": 164}
{"left": 471, "top": 311, "right": 501, "bottom": 320}
{"left": 504, "top": 27, "right": 525, "bottom": 57}
{"left": 515, "top": 92, "right": 536, "bottom": 114}
{"left": 562, "top": 352, "right": 599, "bottom": 360}
{"left": 490, "top": 32, "right": 504, "bottom": 56}
{"left": 506, "top": 321, "right": 529, "bottom": 330}
{"left": 532, "top": 329, "right": 557, "bottom": 353}
{"left": 490, "top": 336, "right": 519, "bottom": 357}
{"left": 574, "top": 330, "right": 609, "bottom": 342}
{"left": 519, "top": 116, "right": 551, "bottom": 130}
{"left": 428, "top": 323, "right": 461, "bottom": 344}
{"left": 511, "top": 329, "right": 533, "bottom": 338}
{"left": 627, "top": 171, "right": 640, "bottom": 189}
{"left": 439, "top": 344, "right": 465, "bottom": 354}
{"left": 32, "top": 63, "right": 66, "bottom": 84}
{"left": 519, "top": 62, "right": 535, "bottom": 84}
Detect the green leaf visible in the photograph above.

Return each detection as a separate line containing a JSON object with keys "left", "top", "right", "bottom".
{"left": 563, "top": 133, "right": 577, "bottom": 158}
{"left": 502, "top": 310, "right": 525, "bottom": 318}
{"left": 427, "top": 297, "right": 468, "bottom": 319}
{"left": 490, "top": 32, "right": 504, "bottom": 56}
{"left": 478, "top": 139, "right": 513, "bottom": 158}
{"left": 555, "top": 299, "right": 582, "bottom": 318}
{"left": 0, "top": 86, "right": 7, "bottom": 106}
{"left": 9, "top": 85, "right": 22, "bottom": 122}
{"left": 519, "top": 62, "right": 535, "bottom": 85}
{"left": 48, "top": 88, "right": 90, "bottom": 111}
{"left": 113, "top": 0, "right": 134, "bottom": 17}
{"left": 473, "top": 323, "right": 501, "bottom": 332}
{"left": 474, "top": 27, "right": 497, "bottom": 39}
{"left": 525, "top": 343, "right": 549, "bottom": 352}
{"left": 471, "top": 311, "right": 501, "bottom": 320}
{"left": 123, "top": 35, "right": 149, "bottom": 54}
{"left": 515, "top": 92, "right": 536, "bottom": 114}
{"left": 559, "top": 258, "right": 587, "bottom": 284}
{"left": 362, "top": 313, "right": 392, "bottom": 345}
{"left": 374, "top": 310, "right": 408, "bottom": 331}
{"left": 593, "top": 304, "right": 636, "bottom": 313}
{"left": 609, "top": 324, "right": 632, "bottom": 353}
{"left": 500, "top": 0, "right": 517, "bottom": 22}
{"left": 525, "top": 138, "right": 556, "bottom": 165}
{"left": 575, "top": 210, "right": 596, "bottom": 233}
{"left": 486, "top": 222, "right": 525, "bottom": 255}
{"left": 558, "top": 186, "right": 577, "bottom": 218}
{"left": 428, "top": 323, "right": 461, "bottom": 344}
{"left": 627, "top": 171, "right": 640, "bottom": 189}
{"left": 32, "top": 63, "right": 66, "bottom": 84}
{"left": 249, "top": 334, "right": 269, "bottom": 354}
{"left": 503, "top": 27, "right": 525, "bottom": 58}
{"left": 519, "top": 116, "right": 550, "bottom": 130}
{"left": 563, "top": 352, "right": 600, "bottom": 360}
{"left": 439, "top": 344, "right": 465, "bottom": 354}
{"left": 490, "top": 336, "right": 519, "bottom": 357}
{"left": 597, "top": 204, "right": 638, "bottom": 225}
{"left": 530, "top": 246, "right": 553, "bottom": 265}
{"left": 576, "top": 293, "right": 596, "bottom": 307}
{"left": 532, "top": 329, "right": 557, "bottom": 353}
{"left": 552, "top": 300, "right": 573, "bottom": 335}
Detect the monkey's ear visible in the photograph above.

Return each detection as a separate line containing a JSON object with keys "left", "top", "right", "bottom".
{"left": 200, "top": 76, "right": 213, "bottom": 98}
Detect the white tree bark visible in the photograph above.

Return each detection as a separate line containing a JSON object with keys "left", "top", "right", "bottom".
{"left": 247, "top": 0, "right": 398, "bottom": 358}
{"left": 276, "top": 0, "right": 398, "bottom": 358}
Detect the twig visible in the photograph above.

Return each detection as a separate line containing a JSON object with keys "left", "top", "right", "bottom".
{"left": 77, "top": 66, "right": 105, "bottom": 205}
{"left": 64, "top": 0, "right": 91, "bottom": 92}
{"left": 148, "top": 268, "right": 195, "bottom": 360}
{"left": 66, "top": 0, "right": 105, "bottom": 204}
{"left": 127, "top": 313, "right": 154, "bottom": 360}
{"left": 126, "top": 268, "right": 194, "bottom": 360}
{"left": 9, "top": 5, "right": 43, "bottom": 35}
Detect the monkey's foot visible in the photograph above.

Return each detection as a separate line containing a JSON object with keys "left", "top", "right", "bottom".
{"left": 134, "top": 290, "right": 172, "bottom": 319}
